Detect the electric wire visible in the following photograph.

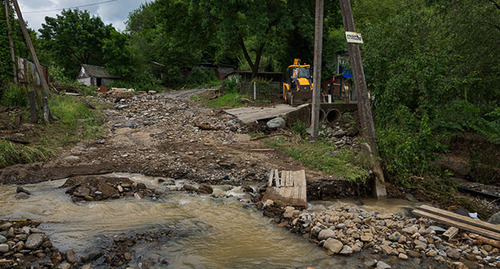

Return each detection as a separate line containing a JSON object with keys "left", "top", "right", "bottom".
{"left": 23, "top": 0, "right": 120, "bottom": 14}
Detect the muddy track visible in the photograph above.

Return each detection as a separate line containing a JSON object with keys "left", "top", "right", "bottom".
{"left": 0, "top": 89, "right": 333, "bottom": 188}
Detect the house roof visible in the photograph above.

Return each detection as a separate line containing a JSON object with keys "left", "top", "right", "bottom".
{"left": 81, "top": 64, "right": 119, "bottom": 79}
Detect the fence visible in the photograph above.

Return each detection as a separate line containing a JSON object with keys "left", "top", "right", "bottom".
{"left": 16, "top": 57, "right": 50, "bottom": 86}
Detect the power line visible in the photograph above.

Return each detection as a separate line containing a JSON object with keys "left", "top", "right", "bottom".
{"left": 24, "top": 0, "right": 120, "bottom": 14}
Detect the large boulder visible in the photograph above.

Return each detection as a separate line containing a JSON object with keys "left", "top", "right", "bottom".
{"left": 323, "top": 238, "right": 343, "bottom": 254}
{"left": 266, "top": 117, "right": 286, "bottom": 129}
{"left": 318, "top": 229, "right": 336, "bottom": 240}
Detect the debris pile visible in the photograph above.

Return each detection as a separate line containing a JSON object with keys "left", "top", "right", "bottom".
{"left": 262, "top": 202, "right": 500, "bottom": 268}
{"left": 61, "top": 175, "right": 163, "bottom": 202}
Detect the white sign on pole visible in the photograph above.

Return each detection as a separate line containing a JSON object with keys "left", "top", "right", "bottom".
{"left": 345, "top": 31, "right": 363, "bottom": 44}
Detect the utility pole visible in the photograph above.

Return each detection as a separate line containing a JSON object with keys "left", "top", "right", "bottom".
{"left": 4, "top": 0, "right": 17, "bottom": 84}
{"left": 339, "top": 0, "right": 387, "bottom": 198}
{"left": 11, "top": 0, "right": 51, "bottom": 123}
{"left": 311, "top": 0, "right": 324, "bottom": 138}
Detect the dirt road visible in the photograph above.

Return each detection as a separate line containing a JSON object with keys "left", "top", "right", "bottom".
{"left": 0, "top": 89, "right": 324, "bottom": 187}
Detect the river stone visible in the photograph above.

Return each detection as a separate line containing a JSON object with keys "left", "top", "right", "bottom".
{"left": 16, "top": 186, "right": 31, "bottom": 195}
{"left": 388, "top": 232, "right": 401, "bottom": 241}
{"left": 397, "top": 235, "right": 407, "bottom": 244}
{"left": 124, "top": 252, "right": 132, "bottom": 261}
{"left": 0, "top": 244, "right": 9, "bottom": 253}
{"left": 318, "top": 229, "right": 336, "bottom": 240}
{"left": 488, "top": 212, "right": 500, "bottom": 224}
{"left": 427, "top": 226, "right": 447, "bottom": 233}
{"left": 308, "top": 225, "right": 321, "bottom": 238}
{"left": 323, "top": 238, "right": 343, "bottom": 254}
{"left": 15, "top": 192, "right": 30, "bottom": 200}
{"left": 407, "top": 250, "right": 421, "bottom": 258}
{"left": 183, "top": 184, "right": 197, "bottom": 192}
{"left": 447, "top": 248, "right": 461, "bottom": 260}
{"left": 58, "top": 262, "right": 71, "bottom": 269}
{"left": 361, "top": 233, "right": 373, "bottom": 242}
{"left": 398, "top": 253, "right": 408, "bottom": 260}
{"left": 376, "top": 260, "right": 391, "bottom": 269}
{"left": 414, "top": 240, "right": 427, "bottom": 250}
{"left": 402, "top": 226, "right": 418, "bottom": 234}
{"left": 73, "top": 186, "right": 91, "bottom": 197}
{"left": 0, "top": 222, "right": 12, "bottom": 230}
{"left": 65, "top": 249, "right": 77, "bottom": 264}
{"left": 381, "top": 245, "right": 398, "bottom": 255}
{"left": 97, "top": 183, "right": 117, "bottom": 198}
{"left": 283, "top": 207, "right": 295, "bottom": 219}
{"left": 26, "top": 233, "right": 45, "bottom": 249}
{"left": 450, "top": 262, "right": 468, "bottom": 269}
{"left": 340, "top": 245, "right": 353, "bottom": 255}
{"left": 0, "top": 235, "right": 6, "bottom": 243}
{"left": 266, "top": 117, "right": 286, "bottom": 129}
{"left": 6, "top": 227, "right": 14, "bottom": 238}
{"left": 51, "top": 251, "right": 63, "bottom": 265}
{"left": 426, "top": 249, "right": 437, "bottom": 257}
{"left": 197, "top": 184, "right": 213, "bottom": 194}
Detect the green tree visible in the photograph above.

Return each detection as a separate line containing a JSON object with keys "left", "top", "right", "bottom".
{"left": 0, "top": 1, "right": 12, "bottom": 86}
{"left": 39, "top": 9, "right": 113, "bottom": 78}
{"left": 102, "top": 29, "right": 133, "bottom": 78}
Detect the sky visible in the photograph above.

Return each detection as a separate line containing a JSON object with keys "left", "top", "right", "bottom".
{"left": 18, "top": 0, "right": 149, "bottom": 33}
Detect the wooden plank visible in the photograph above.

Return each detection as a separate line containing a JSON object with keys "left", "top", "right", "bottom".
{"left": 287, "top": 171, "right": 294, "bottom": 187}
{"left": 274, "top": 169, "right": 280, "bottom": 187}
{"left": 293, "top": 170, "right": 306, "bottom": 186}
{"left": 413, "top": 209, "right": 500, "bottom": 241}
{"left": 283, "top": 171, "right": 289, "bottom": 187}
{"left": 443, "top": 227, "right": 459, "bottom": 240}
{"left": 418, "top": 205, "right": 500, "bottom": 234}
{"left": 268, "top": 169, "right": 274, "bottom": 187}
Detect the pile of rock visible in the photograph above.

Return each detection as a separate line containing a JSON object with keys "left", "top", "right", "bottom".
{"left": 0, "top": 220, "right": 74, "bottom": 268}
{"left": 263, "top": 202, "right": 500, "bottom": 268}
{"left": 61, "top": 176, "right": 163, "bottom": 202}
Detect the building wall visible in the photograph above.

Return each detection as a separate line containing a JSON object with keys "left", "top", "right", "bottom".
{"left": 77, "top": 77, "right": 91, "bottom": 86}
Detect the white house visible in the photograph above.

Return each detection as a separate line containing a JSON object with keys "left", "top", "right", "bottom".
{"left": 77, "top": 64, "right": 119, "bottom": 87}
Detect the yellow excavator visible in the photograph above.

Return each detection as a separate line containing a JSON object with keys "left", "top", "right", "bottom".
{"left": 282, "top": 59, "right": 313, "bottom": 106}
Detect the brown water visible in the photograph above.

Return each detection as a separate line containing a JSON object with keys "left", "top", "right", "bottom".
{"left": 0, "top": 173, "right": 365, "bottom": 268}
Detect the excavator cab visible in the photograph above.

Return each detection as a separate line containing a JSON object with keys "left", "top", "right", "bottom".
{"left": 283, "top": 59, "right": 313, "bottom": 106}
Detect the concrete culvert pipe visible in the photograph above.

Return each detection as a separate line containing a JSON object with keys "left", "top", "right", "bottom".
{"left": 326, "top": 109, "right": 341, "bottom": 123}
{"left": 318, "top": 109, "right": 326, "bottom": 122}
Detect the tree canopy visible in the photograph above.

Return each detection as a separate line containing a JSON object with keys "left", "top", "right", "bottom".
{"left": 39, "top": 9, "right": 113, "bottom": 78}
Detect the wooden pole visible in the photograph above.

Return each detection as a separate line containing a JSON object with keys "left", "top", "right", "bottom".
{"left": 11, "top": 0, "right": 50, "bottom": 123}
{"left": 339, "top": 0, "right": 387, "bottom": 198}
{"left": 311, "top": 0, "right": 324, "bottom": 138}
{"left": 4, "top": 0, "right": 17, "bottom": 84}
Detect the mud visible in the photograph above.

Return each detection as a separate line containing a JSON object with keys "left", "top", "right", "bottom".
{"left": 0, "top": 89, "right": 368, "bottom": 199}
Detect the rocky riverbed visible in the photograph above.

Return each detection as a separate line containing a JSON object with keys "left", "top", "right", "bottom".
{"left": 0, "top": 220, "right": 70, "bottom": 268}
{"left": 259, "top": 200, "right": 500, "bottom": 269}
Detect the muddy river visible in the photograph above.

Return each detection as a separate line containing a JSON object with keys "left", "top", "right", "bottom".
{"left": 1, "top": 173, "right": 374, "bottom": 268}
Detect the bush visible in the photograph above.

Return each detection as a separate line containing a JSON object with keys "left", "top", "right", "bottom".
{"left": 376, "top": 110, "right": 444, "bottom": 186}
{"left": 1, "top": 84, "right": 28, "bottom": 107}
{"left": 108, "top": 71, "right": 162, "bottom": 92}
{"left": 222, "top": 76, "right": 240, "bottom": 93}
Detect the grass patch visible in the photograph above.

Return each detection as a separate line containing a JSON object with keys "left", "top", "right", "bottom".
{"left": 0, "top": 139, "right": 54, "bottom": 168}
{"left": 191, "top": 91, "right": 248, "bottom": 109}
{"left": 0, "top": 95, "right": 107, "bottom": 169}
{"left": 266, "top": 134, "right": 369, "bottom": 183}
{"left": 44, "top": 95, "right": 107, "bottom": 146}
